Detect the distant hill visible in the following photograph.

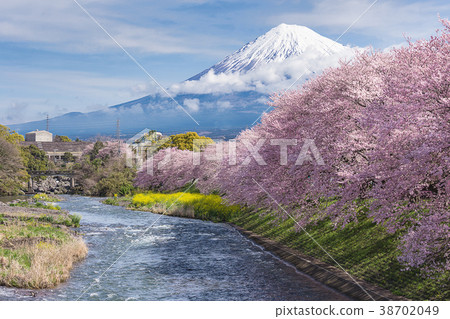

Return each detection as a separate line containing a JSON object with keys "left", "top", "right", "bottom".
{"left": 10, "top": 24, "right": 354, "bottom": 140}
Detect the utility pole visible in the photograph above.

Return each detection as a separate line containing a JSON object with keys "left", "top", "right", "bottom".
{"left": 46, "top": 114, "right": 49, "bottom": 131}
{"left": 116, "top": 119, "right": 121, "bottom": 154}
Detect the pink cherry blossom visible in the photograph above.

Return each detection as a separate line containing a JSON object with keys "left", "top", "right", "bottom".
{"left": 135, "top": 20, "right": 449, "bottom": 274}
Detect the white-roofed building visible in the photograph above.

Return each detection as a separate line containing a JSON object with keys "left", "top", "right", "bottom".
{"left": 25, "top": 130, "right": 53, "bottom": 142}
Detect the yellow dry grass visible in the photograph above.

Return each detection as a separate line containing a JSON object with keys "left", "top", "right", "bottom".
{"left": 0, "top": 237, "right": 88, "bottom": 289}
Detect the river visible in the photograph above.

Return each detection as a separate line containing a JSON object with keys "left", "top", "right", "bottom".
{"left": 0, "top": 195, "right": 349, "bottom": 301}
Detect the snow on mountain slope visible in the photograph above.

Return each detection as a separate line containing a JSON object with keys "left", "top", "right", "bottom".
{"left": 189, "top": 23, "right": 348, "bottom": 80}
{"left": 10, "top": 24, "right": 356, "bottom": 138}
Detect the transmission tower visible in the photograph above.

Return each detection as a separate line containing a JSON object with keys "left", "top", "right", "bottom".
{"left": 116, "top": 119, "right": 121, "bottom": 154}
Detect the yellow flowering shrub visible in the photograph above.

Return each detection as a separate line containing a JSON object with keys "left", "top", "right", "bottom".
{"left": 131, "top": 192, "right": 241, "bottom": 221}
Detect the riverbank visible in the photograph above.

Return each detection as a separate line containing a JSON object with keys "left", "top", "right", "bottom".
{"left": 0, "top": 199, "right": 87, "bottom": 289}
{"left": 231, "top": 224, "right": 405, "bottom": 301}
{"left": 105, "top": 192, "right": 241, "bottom": 222}
{"left": 104, "top": 193, "right": 448, "bottom": 301}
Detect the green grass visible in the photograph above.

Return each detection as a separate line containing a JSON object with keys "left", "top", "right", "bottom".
{"left": 37, "top": 214, "right": 54, "bottom": 224}
{"left": 0, "top": 247, "right": 32, "bottom": 270}
{"left": 103, "top": 198, "right": 120, "bottom": 206}
{"left": 0, "top": 222, "right": 71, "bottom": 242}
{"left": 36, "top": 214, "right": 81, "bottom": 228}
{"left": 7, "top": 198, "right": 81, "bottom": 227}
{"left": 106, "top": 191, "right": 448, "bottom": 300}
{"left": 10, "top": 201, "right": 61, "bottom": 211}
{"left": 69, "top": 214, "right": 81, "bottom": 227}
{"left": 0, "top": 221, "right": 70, "bottom": 273}
{"left": 0, "top": 216, "right": 87, "bottom": 289}
{"left": 33, "top": 193, "right": 61, "bottom": 202}
{"left": 231, "top": 209, "right": 449, "bottom": 301}
{"left": 103, "top": 194, "right": 134, "bottom": 207}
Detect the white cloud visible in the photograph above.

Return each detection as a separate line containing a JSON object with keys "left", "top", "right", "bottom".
{"left": 0, "top": 98, "right": 70, "bottom": 125}
{"left": 183, "top": 98, "right": 200, "bottom": 112}
{"left": 2, "top": 0, "right": 446, "bottom": 126}
{"left": 269, "top": 0, "right": 450, "bottom": 47}
{"left": 129, "top": 82, "right": 164, "bottom": 97}
{"left": 0, "top": 0, "right": 230, "bottom": 55}
{"left": 112, "top": 103, "right": 145, "bottom": 115}
{"left": 217, "top": 101, "right": 232, "bottom": 110}
{"left": 255, "top": 96, "right": 269, "bottom": 104}
{"left": 170, "top": 70, "right": 250, "bottom": 94}
{"left": 169, "top": 45, "right": 357, "bottom": 95}
{"left": 0, "top": 67, "right": 147, "bottom": 124}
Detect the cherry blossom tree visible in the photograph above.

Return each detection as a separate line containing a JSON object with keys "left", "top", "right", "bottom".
{"left": 135, "top": 20, "right": 449, "bottom": 273}
{"left": 135, "top": 148, "right": 198, "bottom": 191}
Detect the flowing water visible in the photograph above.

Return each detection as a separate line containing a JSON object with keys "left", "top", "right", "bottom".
{"left": 0, "top": 195, "right": 349, "bottom": 301}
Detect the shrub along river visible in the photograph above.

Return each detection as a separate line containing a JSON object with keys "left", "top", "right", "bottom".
{"left": 0, "top": 195, "right": 349, "bottom": 301}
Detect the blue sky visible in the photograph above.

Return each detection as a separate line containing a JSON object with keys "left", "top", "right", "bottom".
{"left": 1, "top": 0, "right": 449, "bottom": 124}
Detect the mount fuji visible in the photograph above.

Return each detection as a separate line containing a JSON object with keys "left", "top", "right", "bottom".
{"left": 189, "top": 23, "right": 346, "bottom": 80}
{"left": 10, "top": 24, "right": 355, "bottom": 139}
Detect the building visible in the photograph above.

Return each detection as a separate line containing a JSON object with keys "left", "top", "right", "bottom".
{"left": 23, "top": 130, "right": 91, "bottom": 162}
{"left": 127, "top": 129, "right": 164, "bottom": 168}
{"left": 21, "top": 141, "right": 90, "bottom": 162}
{"left": 25, "top": 130, "right": 53, "bottom": 142}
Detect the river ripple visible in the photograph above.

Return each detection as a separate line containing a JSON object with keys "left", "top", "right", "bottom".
{"left": 0, "top": 195, "right": 349, "bottom": 301}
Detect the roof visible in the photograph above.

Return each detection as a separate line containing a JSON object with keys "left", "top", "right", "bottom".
{"left": 20, "top": 141, "right": 90, "bottom": 153}
{"left": 25, "top": 130, "right": 52, "bottom": 135}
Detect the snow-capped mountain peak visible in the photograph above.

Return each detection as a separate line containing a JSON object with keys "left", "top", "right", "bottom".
{"left": 189, "top": 24, "right": 346, "bottom": 80}
{"left": 11, "top": 24, "right": 355, "bottom": 138}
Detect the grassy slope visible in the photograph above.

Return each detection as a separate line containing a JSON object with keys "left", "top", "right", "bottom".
{"left": 0, "top": 206, "right": 87, "bottom": 289}
{"left": 231, "top": 210, "right": 449, "bottom": 301}
{"left": 105, "top": 193, "right": 449, "bottom": 300}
